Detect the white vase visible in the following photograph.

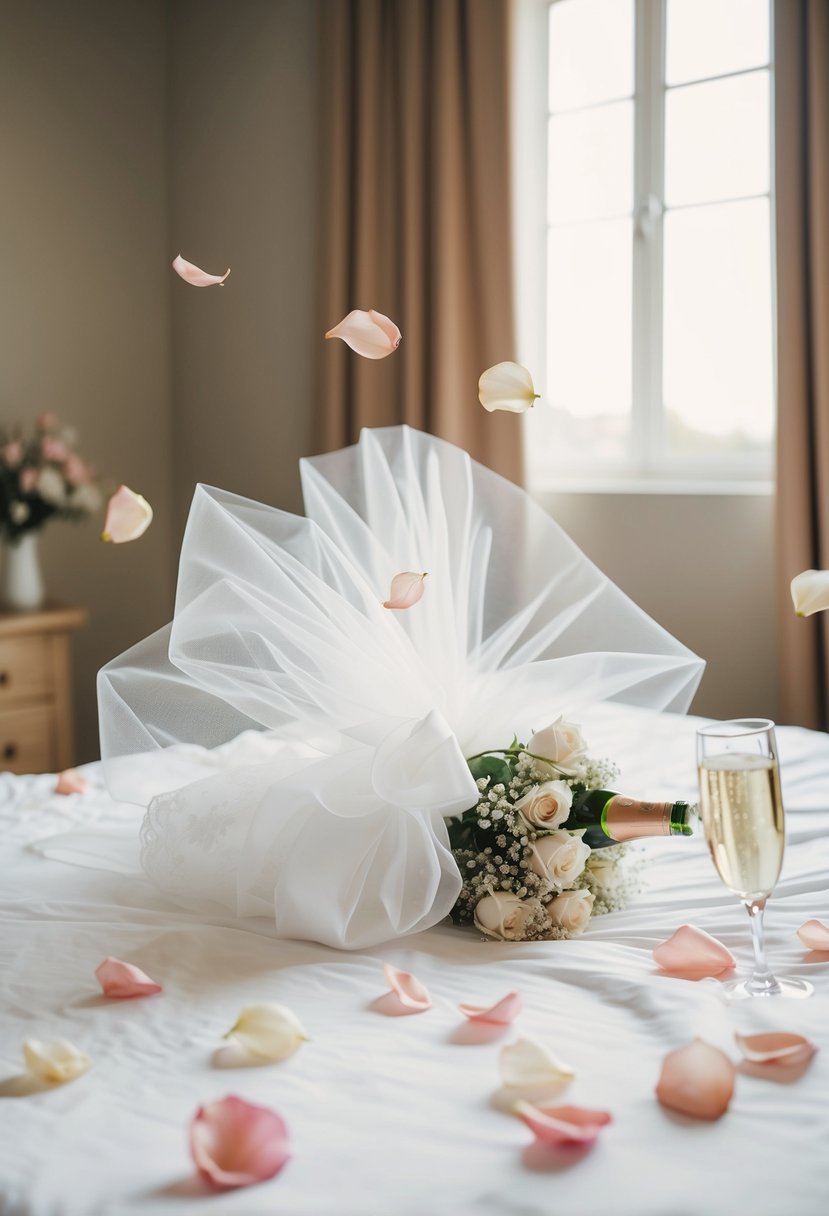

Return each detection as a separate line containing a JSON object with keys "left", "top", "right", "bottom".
{"left": 1, "top": 532, "right": 45, "bottom": 611}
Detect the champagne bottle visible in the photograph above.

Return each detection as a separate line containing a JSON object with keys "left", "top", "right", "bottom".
{"left": 563, "top": 789, "right": 697, "bottom": 849}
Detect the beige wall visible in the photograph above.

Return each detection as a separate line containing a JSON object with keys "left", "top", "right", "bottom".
{"left": 0, "top": 0, "right": 174, "bottom": 763}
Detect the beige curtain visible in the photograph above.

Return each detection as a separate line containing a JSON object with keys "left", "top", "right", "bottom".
{"left": 776, "top": 0, "right": 829, "bottom": 728}
{"left": 317, "top": 0, "right": 522, "bottom": 483}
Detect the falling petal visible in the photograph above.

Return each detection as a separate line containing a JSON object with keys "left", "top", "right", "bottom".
{"left": 478, "top": 362, "right": 539, "bottom": 414}
{"left": 383, "top": 571, "right": 427, "bottom": 610}
{"left": 656, "top": 1039, "right": 735, "bottom": 1121}
{"left": 224, "top": 1004, "right": 306, "bottom": 1062}
{"left": 652, "top": 925, "right": 736, "bottom": 978}
{"left": 325, "top": 308, "right": 401, "bottom": 359}
{"left": 55, "top": 768, "right": 89, "bottom": 796}
{"left": 735, "top": 1032, "right": 817, "bottom": 1068}
{"left": 23, "top": 1038, "right": 91, "bottom": 1084}
{"left": 458, "top": 992, "right": 523, "bottom": 1025}
{"left": 797, "top": 919, "right": 829, "bottom": 950}
{"left": 190, "top": 1095, "right": 290, "bottom": 1189}
{"left": 383, "top": 963, "right": 432, "bottom": 1012}
{"left": 95, "top": 957, "right": 162, "bottom": 999}
{"left": 513, "top": 1101, "right": 612, "bottom": 1148}
{"left": 500, "top": 1038, "right": 574, "bottom": 1089}
{"left": 172, "top": 254, "right": 230, "bottom": 287}
{"left": 790, "top": 569, "right": 829, "bottom": 616}
{"left": 101, "top": 485, "right": 153, "bottom": 544}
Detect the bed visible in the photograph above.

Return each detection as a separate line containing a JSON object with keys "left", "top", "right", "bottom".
{"left": 1, "top": 705, "right": 828, "bottom": 1216}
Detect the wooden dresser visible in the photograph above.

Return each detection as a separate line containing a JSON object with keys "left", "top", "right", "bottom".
{"left": 0, "top": 604, "right": 88, "bottom": 774}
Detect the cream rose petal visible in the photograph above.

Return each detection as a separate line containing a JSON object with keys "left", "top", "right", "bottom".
{"left": 224, "top": 1003, "right": 307, "bottom": 1062}
{"left": 500, "top": 1037, "right": 574, "bottom": 1088}
{"left": 478, "top": 362, "right": 539, "bottom": 414}
{"left": 101, "top": 485, "right": 153, "bottom": 544}
{"left": 172, "top": 253, "right": 230, "bottom": 287}
{"left": 791, "top": 569, "right": 829, "bottom": 616}
{"left": 652, "top": 924, "right": 736, "bottom": 978}
{"left": 325, "top": 308, "right": 401, "bottom": 359}
{"left": 95, "top": 956, "right": 162, "bottom": 999}
{"left": 190, "top": 1095, "right": 290, "bottom": 1189}
{"left": 23, "top": 1038, "right": 91, "bottom": 1084}
{"left": 735, "top": 1032, "right": 817, "bottom": 1068}
{"left": 383, "top": 963, "right": 432, "bottom": 1011}
{"left": 655, "top": 1039, "right": 735, "bottom": 1121}
{"left": 513, "top": 1101, "right": 612, "bottom": 1148}
{"left": 458, "top": 992, "right": 523, "bottom": 1025}
{"left": 796, "top": 918, "right": 829, "bottom": 950}
{"left": 383, "top": 571, "right": 427, "bottom": 610}
{"left": 55, "top": 768, "right": 89, "bottom": 796}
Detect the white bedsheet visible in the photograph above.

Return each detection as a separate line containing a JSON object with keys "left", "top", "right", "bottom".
{"left": 1, "top": 706, "right": 828, "bottom": 1216}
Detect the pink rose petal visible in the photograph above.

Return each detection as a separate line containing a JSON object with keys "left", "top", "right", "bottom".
{"left": 383, "top": 571, "right": 427, "bottom": 610}
{"left": 513, "top": 1101, "right": 612, "bottom": 1148}
{"left": 55, "top": 769, "right": 89, "bottom": 796}
{"left": 190, "top": 1095, "right": 290, "bottom": 1190}
{"left": 458, "top": 992, "right": 523, "bottom": 1025}
{"left": 95, "top": 957, "right": 162, "bottom": 999}
{"left": 172, "top": 253, "right": 230, "bottom": 287}
{"left": 735, "top": 1032, "right": 817, "bottom": 1068}
{"left": 101, "top": 485, "right": 153, "bottom": 544}
{"left": 383, "top": 963, "right": 431, "bottom": 1012}
{"left": 653, "top": 924, "right": 736, "bottom": 978}
{"left": 656, "top": 1039, "right": 735, "bottom": 1121}
{"left": 797, "top": 919, "right": 829, "bottom": 951}
{"left": 325, "top": 308, "right": 401, "bottom": 359}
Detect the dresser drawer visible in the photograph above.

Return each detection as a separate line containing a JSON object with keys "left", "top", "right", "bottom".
{"left": 0, "top": 705, "right": 55, "bottom": 774}
{"left": 0, "top": 635, "right": 52, "bottom": 706}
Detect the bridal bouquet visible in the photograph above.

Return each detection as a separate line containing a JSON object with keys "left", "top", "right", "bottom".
{"left": 0, "top": 413, "right": 103, "bottom": 542}
{"left": 450, "top": 718, "right": 639, "bottom": 942}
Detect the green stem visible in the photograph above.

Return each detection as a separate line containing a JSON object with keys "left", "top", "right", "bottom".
{"left": 465, "top": 746, "right": 564, "bottom": 770}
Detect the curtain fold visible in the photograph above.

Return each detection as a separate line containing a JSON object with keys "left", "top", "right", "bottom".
{"left": 775, "top": 0, "right": 829, "bottom": 728}
{"left": 317, "top": 0, "right": 522, "bottom": 483}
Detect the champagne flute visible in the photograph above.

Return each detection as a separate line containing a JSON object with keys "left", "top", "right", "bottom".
{"left": 696, "top": 719, "right": 812, "bottom": 999}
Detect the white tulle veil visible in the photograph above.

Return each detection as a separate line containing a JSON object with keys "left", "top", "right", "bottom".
{"left": 96, "top": 426, "right": 703, "bottom": 949}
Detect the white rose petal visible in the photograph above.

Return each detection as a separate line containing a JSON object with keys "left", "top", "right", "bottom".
{"left": 547, "top": 888, "right": 595, "bottom": 935}
{"left": 791, "top": 569, "right": 829, "bottom": 617}
{"left": 474, "top": 892, "right": 543, "bottom": 941}
{"left": 224, "top": 1003, "right": 307, "bottom": 1062}
{"left": 500, "top": 1037, "right": 575, "bottom": 1089}
{"left": 23, "top": 1038, "right": 91, "bottom": 1084}
{"left": 514, "top": 780, "right": 573, "bottom": 830}
{"left": 529, "top": 831, "right": 591, "bottom": 888}
{"left": 478, "top": 362, "right": 539, "bottom": 413}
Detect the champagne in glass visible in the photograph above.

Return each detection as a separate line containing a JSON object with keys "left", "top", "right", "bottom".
{"left": 696, "top": 719, "right": 812, "bottom": 999}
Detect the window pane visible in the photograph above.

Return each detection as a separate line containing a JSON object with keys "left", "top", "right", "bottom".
{"left": 665, "top": 72, "right": 769, "bottom": 207}
{"left": 548, "top": 102, "right": 633, "bottom": 224}
{"left": 547, "top": 217, "right": 632, "bottom": 454}
{"left": 666, "top": 0, "right": 769, "bottom": 86}
{"left": 549, "top": 0, "right": 634, "bottom": 112}
{"left": 663, "top": 199, "right": 773, "bottom": 453}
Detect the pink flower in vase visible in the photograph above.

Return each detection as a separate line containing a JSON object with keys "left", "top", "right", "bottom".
{"left": 63, "top": 454, "right": 89, "bottom": 485}
{"left": 1, "top": 441, "right": 23, "bottom": 468}
{"left": 36, "top": 412, "right": 59, "bottom": 431}
{"left": 19, "top": 467, "right": 38, "bottom": 495}
{"left": 41, "top": 436, "right": 68, "bottom": 462}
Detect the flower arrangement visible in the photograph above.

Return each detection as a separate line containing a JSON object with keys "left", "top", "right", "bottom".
{"left": 448, "top": 717, "right": 641, "bottom": 941}
{"left": 0, "top": 413, "right": 103, "bottom": 543}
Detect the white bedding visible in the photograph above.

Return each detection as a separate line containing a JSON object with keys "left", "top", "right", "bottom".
{"left": 1, "top": 706, "right": 828, "bottom": 1216}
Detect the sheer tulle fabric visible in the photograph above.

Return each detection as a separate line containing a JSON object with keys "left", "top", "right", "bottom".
{"left": 98, "top": 426, "right": 703, "bottom": 948}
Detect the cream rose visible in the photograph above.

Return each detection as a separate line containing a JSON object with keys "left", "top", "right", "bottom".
{"left": 474, "top": 892, "right": 543, "bottom": 941}
{"left": 529, "top": 830, "right": 591, "bottom": 888}
{"left": 528, "top": 717, "right": 588, "bottom": 775}
{"left": 36, "top": 465, "right": 66, "bottom": 506}
{"left": 586, "top": 855, "right": 625, "bottom": 895}
{"left": 547, "top": 888, "right": 595, "bottom": 935}
{"left": 514, "top": 779, "right": 573, "bottom": 830}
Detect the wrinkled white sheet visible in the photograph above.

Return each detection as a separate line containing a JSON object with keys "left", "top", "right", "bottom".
{"left": 1, "top": 705, "right": 828, "bottom": 1216}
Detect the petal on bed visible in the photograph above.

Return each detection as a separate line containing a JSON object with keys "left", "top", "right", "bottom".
{"left": 55, "top": 768, "right": 89, "bottom": 796}
{"left": 325, "top": 308, "right": 401, "bottom": 359}
{"left": 513, "top": 1101, "right": 612, "bottom": 1148}
{"left": 383, "top": 571, "right": 427, "bottom": 610}
{"left": 656, "top": 1039, "right": 735, "bottom": 1120}
{"left": 459, "top": 992, "right": 522, "bottom": 1025}
{"left": 172, "top": 253, "right": 230, "bottom": 287}
{"left": 796, "top": 919, "right": 829, "bottom": 950}
{"left": 190, "top": 1095, "right": 290, "bottom": 1189}
{"left": 224, "top": 1004, "right": 306, "bottom": 1061}
{"left": 383, "top": 963, "right": 432, "bottom": 1011}
{"left": 101, "top": 485, "right": 153, "bottom": 543}
{"left": 735, "top": 1032, "right": 817, "bottom": 1067}
{"left": 500, "top": 1038, "right": 575, "bottom": 1088}
{"left": 23, "top": 1038, "right": 92, "bottom": 1084}
{"left": 652, "top": 924, "right": 736, "bottom": 978}
{"left": 95, "top": 957, "right": 162, "bottom": 999}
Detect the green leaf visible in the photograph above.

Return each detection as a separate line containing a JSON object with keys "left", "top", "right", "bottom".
{"left": 467, "top": 753, "right": 513, "bottom": 789}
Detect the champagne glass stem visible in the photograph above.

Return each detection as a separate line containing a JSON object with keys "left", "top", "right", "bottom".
{"left": 744, "top": 898, "right": 781, "bottom": 996}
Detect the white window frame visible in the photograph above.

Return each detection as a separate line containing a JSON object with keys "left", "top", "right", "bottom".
{"left": 512, "top": 0, "right": 776, "bottom": 495}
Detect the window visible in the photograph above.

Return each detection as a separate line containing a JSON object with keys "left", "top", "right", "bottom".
{"left": 513, "top": 0, "right": 775, "bottom": 491}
